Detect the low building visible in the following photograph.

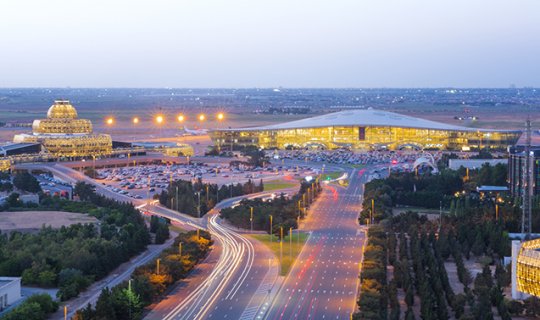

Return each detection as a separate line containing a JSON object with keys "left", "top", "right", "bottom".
{"left": 163, "top": 144, "right": 194, "bottom": 157}
{"left": 0, "top": 143, "right": 41, "bottom": 157}
{"left": 448, "top": 159, "right": 507, "bottom": 170}
{"left": 508, "top": 146, "right": 540, "bottom": 197}
{"left": 0, "top": 277, "right": 21, "bottom": 311}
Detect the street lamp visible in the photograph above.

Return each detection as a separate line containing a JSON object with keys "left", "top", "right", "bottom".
{"left": 132, "top": 117, "right": 139, "bottom": 124}
{"left": 156, "top": 258, "right": 161, "bottom": 275}
{"left": 250, "top": 206, "right": 254, "bottom": 233}
{"left": 155, "top": 115, "right": 164, "bottom": 125}
{"left": 371, "top": 198, "right": 374, "bottom": 225}
{"left": 196, "top": 191, "right": 201, "bottom": 218}
{"left": 269, "top": 215, "right": 273, "bottom": 242}
{"left": 198, "top": 114, "right": 206, "bottom": 122}
{"left": 177, "top": 114, "right": 185, "bottom": 123}
{"left": 216, "top": 112, "right": 225, "bottom": 121}
{"left": 106, "top": 117, "right": 114, "bottom": 125}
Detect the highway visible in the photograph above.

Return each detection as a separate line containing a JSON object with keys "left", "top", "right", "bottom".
{"left": 265, "top": 167, "right": 367, "bottom": 320}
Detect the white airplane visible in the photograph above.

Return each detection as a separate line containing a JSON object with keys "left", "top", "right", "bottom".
{"left": 180, "top": 126, "right": 208, "bottom": 136}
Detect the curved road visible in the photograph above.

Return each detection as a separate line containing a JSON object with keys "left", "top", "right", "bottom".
{"left": 15, "top": 162, "right": 285, "bottom": 320}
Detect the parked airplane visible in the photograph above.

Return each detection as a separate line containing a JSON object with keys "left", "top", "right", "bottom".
{"left": 178, "top": 126, "right": 208, "bottom": 136}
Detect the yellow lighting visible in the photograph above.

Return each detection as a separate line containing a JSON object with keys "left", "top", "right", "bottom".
{"left": 217, "top": 113, "right": 225, "bottom": 121}
{"left": 198, "top": 114, "right": 206, "bottom": 122}
{"left": 156, "top": 115, "right": 164, "bottom": 124}
{"left": 177, "top": 114, "right": 185, "bottom": 122}
{"left": 133, "top": 117, "right": 139, "bottom": 124}
{"left": 106, "top": 117, "right": 114, "bottom": 125}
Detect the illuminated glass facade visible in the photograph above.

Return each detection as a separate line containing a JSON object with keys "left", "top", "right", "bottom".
{"left": 517, "top": 239, "right": 540, "bottom": 297}
{"left": 211, "top": 125, "right": 520, "bottom": 151}
{"left": 13, "top": 100, "right": 112, "bottom": 158}
{"left": 508, "top": 146, "right": 540, "bottom": 196}
{"left": 0, "top": 159, "right": 10, "bottom": 172}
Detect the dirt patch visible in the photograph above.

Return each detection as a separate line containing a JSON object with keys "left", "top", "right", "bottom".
{"left": 0, "top": 211, "right": 98, "bottom": 233}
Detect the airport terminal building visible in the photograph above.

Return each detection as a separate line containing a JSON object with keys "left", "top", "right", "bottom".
{"left": 210, "top": 109, "right": 521, "bottom": 151}
{"left": 13, "top": 100, "right": 112, "bottom": 158}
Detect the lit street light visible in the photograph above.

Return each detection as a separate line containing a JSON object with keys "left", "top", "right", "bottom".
{"left": 177, "top": 114, "right": 185, "bottom": 122}
{"left": 250, "top": 206, "right": 254, "bottom": 233}
{"left": 217, "top": 112, "right": 225, "bottom": 121}
{"left": 198, "top": 114, "right": 206, "bottom": 122}
{"left": 155, "top": 115, "right": 164, "bottom": 124}
{"left": 156, "top": 258, "right": 161, "bottom": 275}
{"left": 269, "top": 215, "right": 273, "bottom": 243}
{"left": 106, "top": 117, "right": 114, "bottom": 125}
{"left": 132, "top": 117, "right": 139, "bottom": 124}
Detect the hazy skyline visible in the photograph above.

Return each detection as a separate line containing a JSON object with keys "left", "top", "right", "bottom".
{"left": 1, "top": 0, "right": 539, "bottom": 88}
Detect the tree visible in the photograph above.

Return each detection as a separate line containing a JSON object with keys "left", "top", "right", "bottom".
{"left": 74, "top": 182, "right": 95, "bottom": 201}
{"left": 13, "top": 171, "right": 41, "bottom": 193}
{"left": 155, "top": 223, "right": 170, "bottom": 244}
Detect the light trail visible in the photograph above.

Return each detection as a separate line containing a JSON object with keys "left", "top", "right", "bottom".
{"left": 161, "top": 214, "right": 255, "bottom": 320}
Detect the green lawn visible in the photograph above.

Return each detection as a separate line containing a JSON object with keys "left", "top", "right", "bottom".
{"left": 263, "top": 180, "right": 296, "bottom": 191}
{"left": 249, "top": 232, "right": 309, "bottom": 276}
{"left": 321, "top": 171, "right": 343, "bottom": 180}
{"left": 350, "top": 164, "right": 366, "bottom": 169}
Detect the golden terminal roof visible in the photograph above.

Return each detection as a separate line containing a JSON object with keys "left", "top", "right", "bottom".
{"left": 47, "top": 100, "right": 78, "bottom": 119}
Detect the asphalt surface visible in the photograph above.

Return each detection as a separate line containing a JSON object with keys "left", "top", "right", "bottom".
{"left": 265, "top": 167, "right": 367, "bottom": 320}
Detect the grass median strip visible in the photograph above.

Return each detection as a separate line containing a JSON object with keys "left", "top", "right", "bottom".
{"left": 249, "top": 232, "right": 309, "bottom": 276}
{"left": 263, "top": 180, "right": 296, "bottom": 191}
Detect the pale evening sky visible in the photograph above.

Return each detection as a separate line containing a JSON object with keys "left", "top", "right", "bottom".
{"left": 0, "top": 0, "right": 539, "bottom": 88}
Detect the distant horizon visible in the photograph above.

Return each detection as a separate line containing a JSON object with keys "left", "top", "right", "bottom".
{"left": 0, "top": 86, "right": 538, "bottom": 90}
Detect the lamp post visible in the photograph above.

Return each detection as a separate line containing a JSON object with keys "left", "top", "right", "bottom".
{"left": 156, "top": 258, "right": 161, "bottom": 275}
{"left": 178, "top": 242, "right": 182, "bottom": 257}
{"left": 371, "top": 198, "right": 374, "bottom": 225}
{"left": 496, "top": 203, "right": 499, "bottom": 221}
{"left": 289, "top": 227, "right": 293, "bottom": 258}
{"left": 196, "top": 191, "right": 201, "bottom": 218}
{"left": 250, "top": 206, "right": 254, "bottom": 233}
{"left": 297, "top": 216, "right": 300, "bottom": 244}
{"left": 176, "top": 186, "right": 179, "bottom": 212}
{"left": 280, "top": 226, "right": 283, "bottom": 267}
{"left": 269, "top": 215, "right": 273, "bottom": 242}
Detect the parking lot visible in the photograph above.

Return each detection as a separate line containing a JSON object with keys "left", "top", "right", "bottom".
{"left": 93, "top": 162, "right": 319, "bottom": 201}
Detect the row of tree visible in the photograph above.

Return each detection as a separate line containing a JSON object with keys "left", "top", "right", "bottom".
{"left": 158, "top": 178, "right": 264, "bottom": 217}
{"left": 74, "top": 230, "right": 213, "bottom": 320}
{"left": 359, "top": 163, "right": 508, "bottom": 224}
{"left": 354, "top": 225, "right": 388, "bottom": 320}
{"left": 219, "top": 180, "right": 321, "bottom": 237}
{"left": 0, "top": 293, "right": 58, "bottom": 320}
{"left": 0, "top": 183, "right": 151, "bottom": 302}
